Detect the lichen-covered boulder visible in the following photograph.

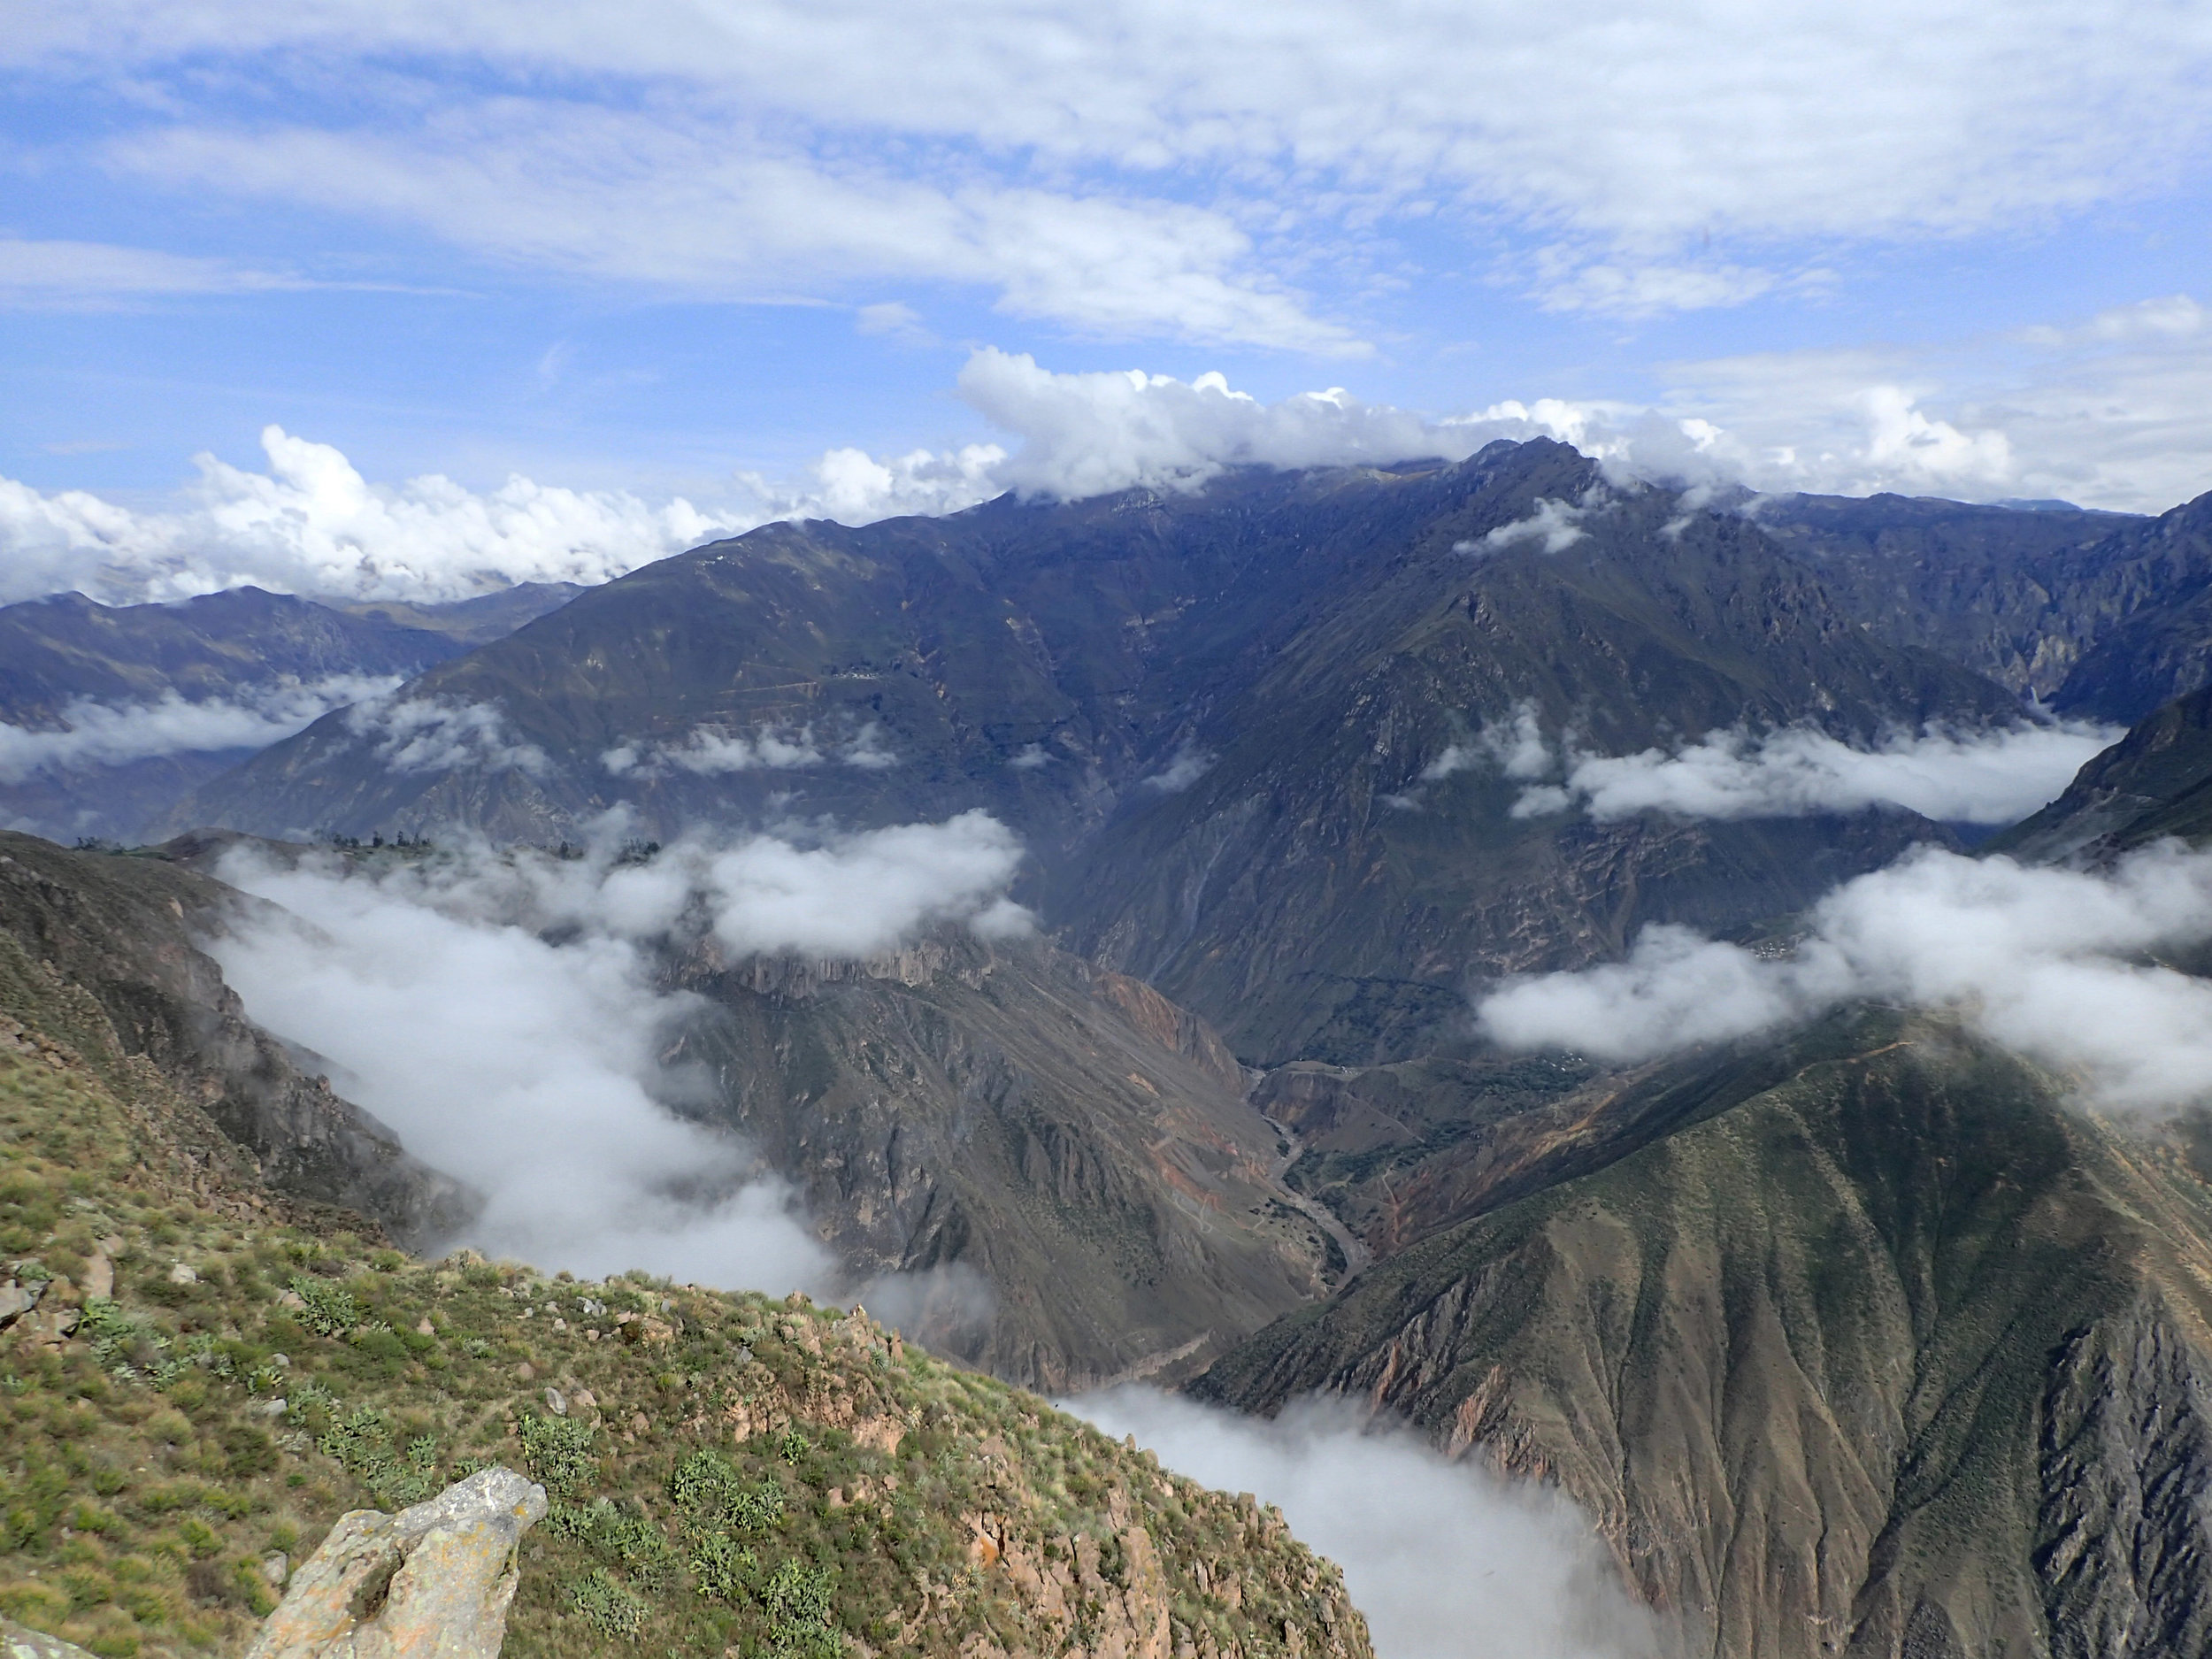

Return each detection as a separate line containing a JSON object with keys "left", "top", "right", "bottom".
{"left": 1, "top": 1619, "right": 98, "bottom": 1659}
{"left": 245, "top": 1466, "right": 549, "bottom": 1659}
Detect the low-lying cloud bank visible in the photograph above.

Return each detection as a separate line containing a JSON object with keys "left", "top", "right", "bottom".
{"left": 1530, "top": 722, "right": 2117, "bottom": 826}
{"left": 0, "top": 673, "right": 403, "bottom": 781}
{"left": 1477, "top": 841, "right": 2212, "bottom": 1114}
{"left": 206, "top": 813, "right": 1032, "bottom": 1284}
{"left": 5, "top": 346, "right": 2146, "bottom": 607}
{"left": 1073, "top": 1389, "right": 1658, "bottom": 1659}
{"left": 1405, "top": 705, "right": 2116, "bottom": 826}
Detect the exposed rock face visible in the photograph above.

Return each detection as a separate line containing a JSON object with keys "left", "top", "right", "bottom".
{"left": 670, "top": 930, "right": 1335, "bottom": 1388}
{"left": 1197, "top": 1013, "right": 2212, "bottom": 1659}
{"left": 246, "top": 1468, "right": 548, "bottom": 1659}
{"left": 0, "top": 832, "right": 469, "bottom": 1242}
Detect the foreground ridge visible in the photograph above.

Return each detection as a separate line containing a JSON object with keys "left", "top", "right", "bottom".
{"left": 0, "top": 894, "right": 1371, "bottom": 1659}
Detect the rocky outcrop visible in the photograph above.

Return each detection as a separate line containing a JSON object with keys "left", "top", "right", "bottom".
{"left": 246, "top": 1468, "right": 548, "bottom": 1659}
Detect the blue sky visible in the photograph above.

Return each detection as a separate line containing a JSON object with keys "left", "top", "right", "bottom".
{"left": 5, "top": 0, "right": 2212, "bottom": 602}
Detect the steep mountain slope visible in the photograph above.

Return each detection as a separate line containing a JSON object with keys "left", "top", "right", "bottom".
{"left": 0, "top": 933, "right": 1370, "bottom": 1659}
{"left": 173, "top": 441, "right": 2018, "bottom": 1064}
{"left": 0, "top": 832, "right": 465, "bottom": 1241}
{"left": 1195, "top": 1011, "right": 2212, "bottom": 1659}
{"left": 1054, "top": 470, "right": 2006, "bottom": 1062}
{"left": 142, "top": 830, "right": 1333, "bottom": 1391}
{"left": 1752, "top": 494, "right": 2131, "bottom": 695}
{"left": 0, "top": 586, "right": 583, "bottom": 842}
{"left": 661, "top": 931, "right": 1339, "bottom": 1390}
{"left": 1758, "top": 488, "right": 2212, "bottom": 723}
{"left": 1989, "top": 685, "right": 2212, "bottom": 861}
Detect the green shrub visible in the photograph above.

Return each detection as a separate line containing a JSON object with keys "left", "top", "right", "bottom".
{"left": 516, "top": 1413, "right": 596, "bottom": 1496}
{"left": 568, "top": 1568, "right": 649, "bottom": 1640}
{"left": 286, "top": 1278, "right": 359, "bottom": 1338}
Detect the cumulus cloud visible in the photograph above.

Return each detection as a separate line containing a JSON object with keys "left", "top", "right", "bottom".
{"left": 344, "top": 696, "right": 551, "bottom": 778}
{"left": 206, "top": 811, "right": 1033, "bottom": 1283}
{"left": 0, "top": 673, "right": 400, "bottom": 781}
{"left": 1526, "top": 723, "right": 2118, "bottom": 826}
{"left": 1410, "top": 703, "right": 1555, "bottom": 795}
{"left": 1074, "top": 1389, "right": 1658, "bottom": 1659}
{"left": 1476, "top": 841, "right": 2212, "bottom": 1115}
{"left": 0, "top": 424, "right": 729, "bottom": 605}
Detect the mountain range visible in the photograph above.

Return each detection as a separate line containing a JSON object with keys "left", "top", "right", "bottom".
{"left": 13, "top": 440, "right": 2212, "bottom": 1655}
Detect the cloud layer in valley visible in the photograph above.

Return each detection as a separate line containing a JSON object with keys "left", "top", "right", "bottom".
{"left": 1476, "top": 841, "right": 2212, "bottom": 1115}
{"left": 1497, "top": 721, "right": 2122, "bottom": 826}
{"left": 0, "top": 673, "right": 402, "bottom": 780}
{"left": 207, "top": 813, "right": 1033, "bottom": 1285}
{"left": 1074, "top": 1389, "right": 1658, "bottom": 1659}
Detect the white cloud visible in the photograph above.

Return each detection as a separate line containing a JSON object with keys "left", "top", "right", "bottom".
{"left": 204, "top": 812, "right": 1033, "bottom": 1280}
{"left": 0, "top": 673, "right": 400, "bottom": 781}
{"left": 1417, "top": 703, "right": 1555, "bottom": 787}
{"left": 20, "top": 0, "right": 2212, "bottom": 324}
{"left": 0, "top": 238, "right": 323, "bottom": 309}
{"left": 1074, "top": 1389, "right": 1658, "bottom": 1659}
{"left": 345, "top": 696, "right": 551, "bottom": 778}
{"left": 1534, "top": 723, "right": 2119, "bottom": 826}
{"left": 1141, "top": 744, "right": 1216, "bottom": 795}
{"left": 1458, "top": 496, "right": 1594, "bottom": 556}
{"left": 209, "top": 844, "right": 839, "bottom": 1287}
{"left": 1009, "top": 743, "right": 1051, "bottom": 770}
{"left": 0, "top": 423, "right": 729, "bottom": 605}
{"left": 111, "top": 113, "right": 1357, "bottom": 353}
{"left": 699, "top": 811, "right": 1031, "bottom": 957}
{"left": 1476, "top": 841, "right": 2212, "bottom": 1115}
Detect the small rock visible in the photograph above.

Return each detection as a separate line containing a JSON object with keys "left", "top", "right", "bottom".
{"left": 0, "top": 1281, "right": 36, "bottom": 1325}
{"left": 167, "top": 1263, "right": 199, "bottom": 1286}
{"left": 0, "top": 1617, "right": 100, "bottom": 1658}
{"left": 250, "top": 1396, "right": 288, "bottom": 1419}
{"left": 584, "top": 1328, "right": 600, "bottom": 1342}
{"left": 275, "top": 1289, "right": 307, "bottom": 1312}
{"left": 629, "top": 1410, "right": 649, "bottom": 1434}
{"left": 515, "top": 1362, "right": 534, "bottom": 1381}
{"left": 272, "top": 1352, "right": 291, "bottom": 1368}
{"left": 84, "top": 1248, "right": 117, "bottom": 1301}
{"left": 551, "top": 1317, "right": 567, "bottom": 1333}
{"left": 415, "top": 1317, "right": 435, "bottom": 1337}
{"left": 260, "top": 1551, "right": 289, "bottom": 1587}
{"left": 543, "top": 1387, "right": 567, "bottom": 1417}
{"left": 570, "top": 1388, "right": 597, "bottom": 1414}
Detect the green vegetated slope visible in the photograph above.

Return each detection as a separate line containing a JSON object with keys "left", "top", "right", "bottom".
{"left": 173, "top": 440, "right": 2013, "bottom": 1064}
{"left": 1196, "top": 1011, "right": 2212, "bottom": 1659}
{"left": 0, "top": 883, "right": 1371, "bottom": 1659}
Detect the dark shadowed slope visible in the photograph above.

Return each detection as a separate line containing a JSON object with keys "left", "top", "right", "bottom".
{"left": 1195, "top": 1010, "right": 2212, "bottom": 1659}
{"left": 1989, "top": 685, "right": 2212, "bottom": 862}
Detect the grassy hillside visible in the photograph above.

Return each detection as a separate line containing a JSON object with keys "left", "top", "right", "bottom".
{"left": 0, "top": 905, "right": 1370, "bottom": 1659}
